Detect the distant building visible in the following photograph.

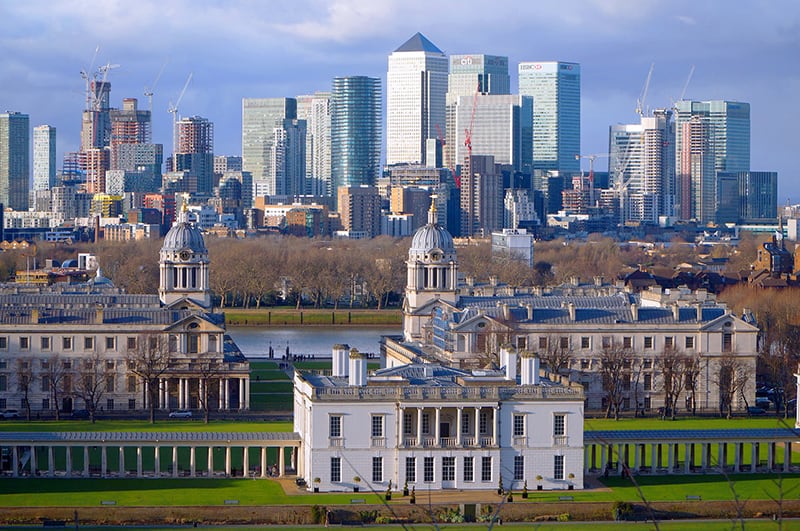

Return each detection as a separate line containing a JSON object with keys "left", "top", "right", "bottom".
{"left": 297, "top": 92, "right": 332, "bottom": 197}
{"left": 491, "top": 228, "right": 534, "bottom": 267}
{"left": 337, "top": 185, "right": 380, "bottom": 238}
{"left": 0, "top": 112, "right": 30, "bottom": 211}
{"left": 174, "top": 116, "right": 214, "bottom": 195}
{"left": 242, "top": 98, "right": 297, "bottom": 197}
{"left": 33, "top": 125, "right": 56, "bottom": 192}
{"left": 460, "top": 155, "right": 503, "bottom": 237}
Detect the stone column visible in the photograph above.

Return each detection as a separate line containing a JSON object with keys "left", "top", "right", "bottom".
{"left": 260, "top": 447, "right": 267, "bottom": 478}
{"left": 474, "top": 407, "right": 480, "bottom": 446}
{"left": 456, "top": 408, "right": 463, "bottom": 446}
{"left": 600, "top": 445, "right": 607, "bottom": 472}
{"left": 66, "top": 447, "right": 72, "bottom": 477}
{"left": 225, "top": 446, "right": 232, "bottom": 477}
{"left": 199, "top": 380, "right": 205, "bottom": 409}
{"left": 208, "top": 447, "right": 214, "bottom": 477}
{"left": 144, "top": 380, "right": 150, "bottom": 409}
{"left": 101, "top": 446, "right": 107, "bottom": 478}
{"left": 291, "top": 447, "right": 297, "bottom": 471}
{"left": 224, "top": 379, "right": 230, "bottom": 410}
{"left": 633, "top": 444, "right": 640, "bottom": 473}
{"left": 701, "top": 443, "right": 708, "bottom": 470}
{"left": 245, "top": 377, "right": 250, "bottom": 410}
{"left": 219, "top": 380, "right": 225, "bottom": 410}
{"left": 751, "top": 443, "right": 758, "bottom": 472}
{"left": 734, "top": 443, "right": 741, "bottom": 473}
{"left": 243, "top": 447, "right": 249, "bottom": 478}
{"left": 279, "top": 446, "right": 285, "bottom": 477}
{"left": 83, "top": 446, "right": 89, "bottom": 477}
{"left": 616, "top": 444, "right": 623, "bottom": 474}
{"left": 30, "top": 445, "right": 36, "bottom": 477}
{"left": 12, "top": 446, "right": 19, "bottom": 477}
{"left": 718, "top": 443, "right": 726, "bottom": 471}
{"left": 768, "top": 443, "right": 775, "bottom": 471}
{"left": 416, "top": 407, "right": 423, "bottom": 446}
{"left": 684, "top": 444, "right": 691, "bottom": 474}
{"left": 154, "top": 446, "right": 160, "bottom": 476}
{"left": 119, "top": 447, "right": 125, "bottom": 476}
{"left": 48, "top": 446, "right": 54, "bottom": 477}
{"left": 137, "top": 447, "right": 143, "bottom": 477}
{"left": 239, "top": 378, "right": 246, "bottom": 409}
{"left": 190, "top": 447, "right": 196, "bottom": 477}
{"left": 784, "top": 442, "right": 792, "bottom": 472}
{"left": 434, "top": 408, "right": 441, "bottom": 446}
{"left": 178, "top": 379, "right": 185, "bottom": 409}
{"left": 651, "top": 444, "right": 657, "bottom": 473}
{"left": 493, "top": 407, "right": 499, "bottom": 446}
{"left": 172, "top": 446, "right": 179, "bottom": 477}
{"left": 667, "top": 443, "right": 674, "bottom": 473}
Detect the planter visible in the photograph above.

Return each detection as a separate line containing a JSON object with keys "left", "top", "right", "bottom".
{"left": 353, "top": 487, "right": 359, "bottom": 492}
{"left": 385, "top": 494, "right": 391, "bottom": 501}
{"left": 522, "top": 492, "right": 528, "bottom": 499}
{"left": 313, "top": 487, "right": 319, "bottom": 493}
{"left": 537, "top": 485, "right": 543, "bottom": 491}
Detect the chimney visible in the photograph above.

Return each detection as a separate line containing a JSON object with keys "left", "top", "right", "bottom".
{"left": 332, "top": 344, "right": 350, "bottom": 377}
{"left": 593, "top": 276, "right": 603, "bottom": 287}
{"left": 630, "top": 303, "right": 639, "bottom": 321}
{"left": 95, "top": 304, "right": 104, "bottom": 324}
{"left": 500, "top": 346, "right": 517, "bottom": 382}
{"left": 568, "top": 302, "right": 576, "bottom": 321}
{"left": 672, "top": 303, "right": 680, "bottom": 321}
{"left": 502, "top": 303, "right": 510, "bottom": 321}
{"left": 526, "top": 303, "right": 534, "bottom": 321}
{"left": 466, "top": 276, "right": 475, "bottom": 287}
{"left": 348, "top": 349, "right": 367, "bottom": 387}
{"left": 696, "top": 303, "right": 703, "bottom": 322}
{"left": 520, "top": 351, "right": 539, "bottom": 385}
{"left": 570, "top": 276, "right": 580, "bottom": 286}
{"left": 30, "top": 309, "right": 39, "bottom": 324}
{"left": 489, "top": 275, "right": 499, "bottom": 287}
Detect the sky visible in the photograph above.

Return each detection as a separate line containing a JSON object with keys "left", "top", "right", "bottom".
{"left": 1, "top": 0, "right": 798, "bottom": 201}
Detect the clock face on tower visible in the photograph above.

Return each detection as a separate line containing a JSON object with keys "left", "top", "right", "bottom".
{"left": 179, "top": 250, "right": 191, "bottom": 261}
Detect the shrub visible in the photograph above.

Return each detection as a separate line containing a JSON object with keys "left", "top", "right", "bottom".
{"left": 311, "top": 505, "right": 327, "bottom": 525}
{"left": 557, "top": 513, "right": 571, "bottom": 522}
{"left": 612, "top": 501, "right": 633, "bottom": 521}
{"left": 357, "top": 510, "right": 378, "bottom": 523}
{"left": 438, "top": 507, "right": 464, "bottom": 523}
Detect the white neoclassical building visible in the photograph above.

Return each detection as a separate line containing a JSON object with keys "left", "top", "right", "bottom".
{"left": 294, "top": 346, "right": 584, "bottom": 493}
{"left": 0, "top": 208, "right": 249, "bottom": 416}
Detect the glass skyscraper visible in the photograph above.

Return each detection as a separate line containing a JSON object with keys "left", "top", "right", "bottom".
{"left": 0, "top": 112, "right": 30, "bottom": 211}
{"left": 242, "top": 98, "right": 298, "bottom": 196}
{"left": 518, "top": 61, "right": 580, "bottom": 174}
{"left": 331, "top": 76, "right": 381, "bottom": 208}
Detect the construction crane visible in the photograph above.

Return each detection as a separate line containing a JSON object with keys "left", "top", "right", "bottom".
{"left": 435, "top": 123, "right": 460, "bottom": 189}
{"left": 168, "top": 73, "right": 193, "bottom": 171}
{"left": 79, "top": 46, "right": 100, "bottom": 111}
{"left": 575, "top": 153, "right": 610, "bottom": 198}
{"left": 92, "top": 62, "right": 120, "bottom": 111}
{"left": 463, "top": 82, "right": 479, "bottom": 167}
{"left": 144, "top": 60, "right": 168, "bottom": 114}
{"left": 635, "top": 63, "right": 655, "bottom": 117}
{"left": 671, "top": 65, "right": 696, "bottom": 111}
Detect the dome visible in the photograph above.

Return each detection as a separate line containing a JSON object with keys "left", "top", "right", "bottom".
{"left": 410, "top": 223, "right": 455, "bottom": 255}
{"left": 162, "top": 221, "right": 207, "bottom": 253}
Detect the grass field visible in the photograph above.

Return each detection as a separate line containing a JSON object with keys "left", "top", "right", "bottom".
{"left": 0, "top": 420, "right": 293, "bottom": 432}
{"left": 585, "top": 416, "right": 797, "bottom": 431}
{"left": 224, "top": 308, "right": 402, "bottom": 326}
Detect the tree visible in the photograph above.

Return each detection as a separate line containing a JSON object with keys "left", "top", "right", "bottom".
{"left": 716, "top": 352, "right": 750, "bottom": 419}
{"left": 683, "top": 351, "right": 704, "bottom": 416}
{"left": 599, "top": 340, "right": 628, "bottom": 420}
{"left": 195, "top": 350, "right": 224, "bottom": 424}
{"left": 658, "top": 346, "right": 687, "bottom": 420}
{"left": 538, "top": 333, "right": 574, "bottom": 375}
{"left": 125, "top": 333, "right": 172, "bottom": 424}
{"left": 43, "top": 354, "right": 70, "bottom": 420}
{"left": 16, "top": 359, "right": 34, "bottom": 421}
{"left": 72, "top": 352, "right": 113, "bottom": 423}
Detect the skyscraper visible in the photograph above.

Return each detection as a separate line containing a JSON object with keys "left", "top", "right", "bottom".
{"left": 242, "top": 98, "right": 301, "bottom": 197}
{"left": 674, "top": 100, "right": 750, "bottom": 222}
{"left": 386, "top": 33, "right": 448, "bottom": 166}
{"left": 272, "top": 119, "right": 307, "bottom": 197}
{"left": 33, "top": 125, "right": 56, "bottom": 192}
{"left": 297, "top": 92, "right": 331, "bottom": 196}
{"left": 518, "top": 61, "right": 580, "bottom": 173}
{"left": 0, "top": 112, "right": 30, "bottom": 210}
{"left": 174, "top": 116, "right": 214, "bottom": 195}
{"left": 331, "top": 76, "right": 381, "bottom": 209}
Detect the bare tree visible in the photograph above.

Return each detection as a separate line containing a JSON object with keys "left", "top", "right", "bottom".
{"left": 72, "top": 352, "right": 113, "bottom": 423}
{"left": 716, "top": 352, "right": 750, "bottom": 419}
{"left": 125, "top": 333, "right": 172, "bottom": 424}
{"left": 658, "top": 346, "right": 687, "bottom": 420}
{"left": 195, "top": 350, "right": 224, "bottom": 424}
{"left": 43, "top": 354, "right": 70, "bottom": 420}
{"left": 599, "top": 341, "right": 628, "bottom": 420}
{"left": 683, "top": 351, "right": 704, "bottom": 416}
{"left": 16, "top": 359, "right": 34, "bottom": 421}
{"left": 538, "top": 333, "right": 574, "bottom": 375}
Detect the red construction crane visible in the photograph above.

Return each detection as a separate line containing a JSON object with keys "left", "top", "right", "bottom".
{"left": 463, "top": 82, "right": 479, "bottom": 165}
{"left": 436, "top": 123, "right": 460, "bottom": 189}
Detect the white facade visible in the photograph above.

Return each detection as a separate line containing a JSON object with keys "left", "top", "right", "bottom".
{"left": 491, "top": 228, "right": 534, "bottom": 267}
{"left": 294, "top": 351, "right": 584, "bottom": 493}
{"left": 33, "top": 125, "right": 56, "bottom": 191}
{"left": 296, "top": 92, "right": 331, "bottom": 196}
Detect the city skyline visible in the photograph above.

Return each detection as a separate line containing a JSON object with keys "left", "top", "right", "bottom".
{"left": 0, "top": 1, "right": 796, "bottom": 199}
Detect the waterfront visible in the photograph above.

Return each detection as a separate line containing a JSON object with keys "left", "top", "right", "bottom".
{"left": 228, "top": 326, "right": 401, "bottom": 358}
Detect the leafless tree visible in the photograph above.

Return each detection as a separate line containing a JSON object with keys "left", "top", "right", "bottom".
{"left": 125, "top": 333, "right": 172, "bottom": 424}
{"left": 599, "top": 340, "right": 628, "bottom": 420}
{"left": 538, "top": 333, "right": 574, "bottom": 376}
{"left": 72, "top": 352, "right": 113, "bottom": 423}
{"left": 16, "top": 358, "right": 34, "bottom": 421}
{"left": 683, "top": 351, "right": 704, "bottom": 416}
{"left": 43, "top": 354, "right": 70, "bottom": 420}
{"left": 195, "top": 350, "right": 224, "bottom": 424}
{"left": 716, "top": 352, "right": 750, "bottom": 419}
{"left": 658, "top": 346, "right": 687, "bottom": 420}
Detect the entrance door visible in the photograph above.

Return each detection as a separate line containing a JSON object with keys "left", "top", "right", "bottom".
{"left": 440, "top": 423, "right": 450, "bottom": 438}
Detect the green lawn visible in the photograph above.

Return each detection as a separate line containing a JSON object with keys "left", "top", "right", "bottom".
{"left": 250, "top": 394, "right": 294, "bottom": 410}
{"left": 0, "top": 420, "right": 293, "bottom": 432}
{"left": 585, "top": 416, "right": 797, "bottom": 431}
{"left": 224, "top": 308, "right": 402, "bottom": 326}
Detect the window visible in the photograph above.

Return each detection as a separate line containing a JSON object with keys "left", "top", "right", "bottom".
{"left": 42, "top": 398, "right": 50, "bottom": 410}
{"left": 188, "top": 335, "right": 199, "bottom": 354}
{"left": 422, "top": 413, "right": 430, "bottom": 434}
{"left": 405, "top": 457, "right": 416, "bottom": 483}
{"left": 463, "top": 456, "right": 474, "bottom": 482}
{"left": 644, "top": 336, "right": 653, "bottom": 349}
{"left": 559, "top": 337, "right": 569, "bottom": 349}
{"left": 0, "top": 398, "right": 5, "bottom": 409}
{"left": 371, "top": 415, "right": 384, "bottom": 438}
{"left": 580, "top": 359, "right": 589, "bottom": 369}
{"left": 664, "top": 336, "right": 674, "bottom": 349}
{"left": 554, "top": 455, "right": 565, "bottom": 480}
{"left": 442, "top": 456, "right": 455, "bottom": 481}
{"left": 104, "top": 337, "right": 115, "bottom": 350}
{"left": 106, "top": 360, "right": 114, "bottom": 370}
{"left": 513, "top": 414, "right": 525, "bottom": 436}
{"left": 41, "top": 375, "right": 50, "bottom": 392}
{"left": 0, "top": 336, "right": 6, "bottom": 349}
{"left": 424, "top": 457, "right": 434, "bottom": 482}
{"left": 106, "top": 375, "right": 115, "bottom": 393}
{"left": 0, "top": 360, "right": 5, "bottom": 370}
{"left": 128, "top": 399, "right": 136, "bottom": 410}
{"left": 644, "top": 374, "right": 652, "bottom": 391}
{"left": 209, "top": 335, "right": 218, "bottom": 352}
{"left": 20, "top": 337, "right": 29, "bottom": 350}
{"left": 63, "top": 360, "right": 71, "bottom": 369}
{"left": 643, "top": 358, "right": 652, "bottom": 369}
{"left": 481, "top": 456, "right": 492, "bottom": 482}
{"left": 622, "top": 374, "right": 631, "bottom": 391}
{"left": 580, "top": 337, "right": 590, "bottom": 349}
{"left": 403, "top": 412, "right": 413, "bottom": 435}
{"left": 329, "top": 415, "right": 342, "bottom": 438}
{"left": 372, "top": 457, "right": 383, "bottom": 482}
{"left": 63, "top": 337, "right": 72, "bottom": 350}
{"left": 0, "top": 375, "right": 7, "bottom": 392}
{"left": 41, "top": 337, "right": 51, "bottom": 350}
{"left": 538, "top": 337, "right": 547, "bottom": 349}
{"left": 479, "top": 411, "right": 488, "bottom": 434}
{"left": 41, "top": 359, "right": 49, "bottom": 369}
{"left": 514, "top": 456, "right": 524, "bottom": 481}
{"left": 516, "top": 336, "right": 527, "bottom": 349}
{"left": 106, "top": 398, "right": 114, "bottom": 411}
{"left": 685, "top": 336, "right": 695, "bottom": 349}
{"left": 622, "top": 337, "right": 632, "bottom": 349}
{"left": 553, "top": 414, "right": 565, "bottom": 436}
{"left": 84, "top": 337, "right": 94, "bottom": 350}
{"left": 461, "top": 411, "right": 470, "bottom": 434}
{"left": 601, "top": 336, "right": 611, "bottom": 349}
{"left": 722, "top": 333, "right": 732, "bottom": 352}
{"left": 127, "top": 375, "right": 137, "bottom": 393}
{"left": 168, "top": 335, "right": 178, "bottom": 352}
{"left": 127, "top": 337, "right": 137, "bottom": 350}
{"left": 331, "top": 457, "right": 341, "bottom": 482}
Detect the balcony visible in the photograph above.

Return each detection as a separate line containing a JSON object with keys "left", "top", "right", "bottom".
{"left": 479, "top": 436, "right": 494, "bottom": 447}
{"left": 512, "top": 435, "right": 527, "bottom": 447}
{"left": 553, "top": 435, "right": 568, "bottom": 446}
{"left": 440, "top": 437, "right": 458, "bottom": 448}
{"left": 329, "top": 437, "right": 344, "bottom": 448}
{"left": 371, "top": 437, "right": 386, "bottom": 448}
{"left": 403, "top": 436, "right": 417, "bottom": 447}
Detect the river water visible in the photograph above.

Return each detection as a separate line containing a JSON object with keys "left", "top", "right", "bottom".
{"left": 228, "top": 326, "right": 401, "bottom": 359}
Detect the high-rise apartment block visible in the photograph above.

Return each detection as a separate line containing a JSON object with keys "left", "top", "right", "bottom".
{"left": 33, "top": 125, "right": 56, "bottom": 192}
{"left": 386, "top": 33, "right": 448, "bottom": 166}
{"left": 174, "top": 116, "right": 214, "bottom": 195}
{"left": 337, "top": 185, "right": 381, "bottom": 238}
{"left": 0, "top": 112, "right": 30, "bottom": 211}
{"left": 297, "top": 92, "right": 332, "bottom": 196}
{"left": 460, "top": 155, "right": 504, "bottom": 237}
{"left": 331, "top": 76, "right": 381, "bottom": 209}
{"left": 519, "top": 62, "right": 580, "bottom": 174}
{"left": 674, "top": 100, "right": 750, "bottom": 222}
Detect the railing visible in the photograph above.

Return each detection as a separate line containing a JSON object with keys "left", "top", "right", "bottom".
{"left": 513, "top": 435, "right": 527, "bottom": 447}
{"left": 312, "top": 383, "right": 583, "bottom": 401}
{"left": 553, "top": 435, "right": 568, "bottom": 446}
{"left": 461, "top": 436, "right": 476, "bottom": 447}
{"left": 421, "top": 436, "right": 436, "bottom": 448}
{"left": 370, "top": 437, "right": 385, "bottom": 448}
{"left": 440, "top": 437, "right": 458, "bottom": 447}
{"left": 329, "top": 437, "right": 344, "bottom": 448}
{"left": 403, "top": 437, "right": 417, "bottom": 447}
{"left": 480, "top": 436, "right": 494, "bottom": 447}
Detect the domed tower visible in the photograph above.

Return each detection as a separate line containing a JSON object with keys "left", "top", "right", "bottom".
{"left": 403, "top": 201, "right": 458, "bottom": 341}
{"left": 159, "top": 204, "right": 212, "bottom": 309}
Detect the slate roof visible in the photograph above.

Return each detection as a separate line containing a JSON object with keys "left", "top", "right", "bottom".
{"left": 394, "top": 32, "right": 443, "bottom": 54}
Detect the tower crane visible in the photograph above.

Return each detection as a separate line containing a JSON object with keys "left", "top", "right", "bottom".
{"left": 168, "top": 73, "right": 193, "bottom": 171}
{"left": 79, "top": 46, "right": 100, "bottom": 111}
{"left": 144, "top": 60, "right": 168, "bottom": 114}
{"left": 635, "top": 63, "right": 655, "bottom": 117}
{"left": 92, "top": 62, "right": 120, "bottom": 112}
{"left": 463, "top": 82, "right": 479, "bottom": 167}
{"left": 575, "top": 153, "right": 610, "bottom": 200}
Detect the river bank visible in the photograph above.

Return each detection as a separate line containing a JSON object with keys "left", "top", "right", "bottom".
{"left": 222, "top": 308, "right": 402, "bottom": 327}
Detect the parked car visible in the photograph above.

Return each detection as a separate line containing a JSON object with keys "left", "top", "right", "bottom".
{"left": 70, "top": 409, "right": 90, "bottom": 419}
{"left": 1, "top": 409, "right": 20, "bottom": 419}
{"left": 168, "top": 410, "right": 192, "bottom": 418}
{"left": 755, "top": 398, "right": 771, "bottom": 410}
{"left": 747, "top": 406, "right": 767, "bottom": 416}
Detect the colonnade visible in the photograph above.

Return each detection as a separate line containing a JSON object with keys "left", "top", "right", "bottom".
{"left": 143, "top": 377, "right": 250, "bottom": 410}
{"left": 398, "top": 406, "right": 498, "bottom": 448}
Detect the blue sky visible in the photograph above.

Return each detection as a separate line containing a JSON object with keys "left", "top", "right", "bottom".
{"left": 2, "top": 0, "right": 798, "bottom": 200}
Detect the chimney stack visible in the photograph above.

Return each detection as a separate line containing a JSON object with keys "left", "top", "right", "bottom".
{"left": 500, "top": 346, "right": 517, "bottom": 382}
{"left": 568, "top": 302, "right": 576, "bottom": 321}
{"left": 348, "top": 349, "right": 367, "bottom": 387}
{"left": 520, "top": 351, "right": 539, "bottom": 385}
{"left": 526, "top": 303, "right": 534, "bottom": 321}
{"left": 30, "top": 309, "right": 39, "bottom": 324}
{"left": 630, "top": 303, "right": 639, "bottom": 322}
{"left": 672, "top": 303, "right": 680, "bottom": 321}
{"left": 332, "top": 344, "right": 350, "bottom": 377}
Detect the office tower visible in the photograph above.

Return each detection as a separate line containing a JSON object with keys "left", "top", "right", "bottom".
{"left": 445, "top": 54, "right": 510, "bottom": 169}
{"left": 390, "top": 186, "right": 431, "bottom": 231}
{"left": 242, "top": 98, "right": 297, "bottom": 196}
{"left": 331, "top": 76, "right": 381, "bottom": 209}
{"left": 214, "top": 155, "right": 242, "bottom": 174}
{"left": 33, "top": 125, "right": 56, "bottom": 191}
{"left": 337, "top": 185, "right": 381, "bottom": 238}
{"left": 272, "top": 119, "right": 307, "bottom": 196}
{"left": 518, "top": 61, "right": 580, "bottom": 173}
{"left": 219, "top": 171, "right": 253, "bottom": 210}
{"left": 449, "top": 94, "right": 532, "bottom": 174}
{"left": 608, "top": 109, "right": 675, "bottom": 223}
{"left": 297, "top": 92, "right": 332, "bottom": 196}
{"left": 386, "top": 33, "right": 448, "bottom": 166}
{"left": 174, "top": 116, "right": 214, "bottom": 195}
{"left": 81, "top": 80, "right": 112, "bottom": 151}
{"left": 674, "top": 100, "right": 750, "bottom": 222}
{"left": 110, "top": 98, "right": 151, "bottom": 146}
{"left": 460, "top": 155, "right": 504, "bottom": 237}
{"left": 715, "top": 171, "right": 778, "bottom": 223}
{"left": 0, "top": 112, "right": 30, "bottom": 211}
{"left": 504, "top": 189, "right": 537, "bottom": 230}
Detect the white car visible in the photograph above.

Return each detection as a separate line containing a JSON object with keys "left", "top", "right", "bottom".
{"left": 168, "top": 410, "right": 192, "bottom": 418}
{"left": 1, "top": 409, "right": 20, "bottom": 419}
